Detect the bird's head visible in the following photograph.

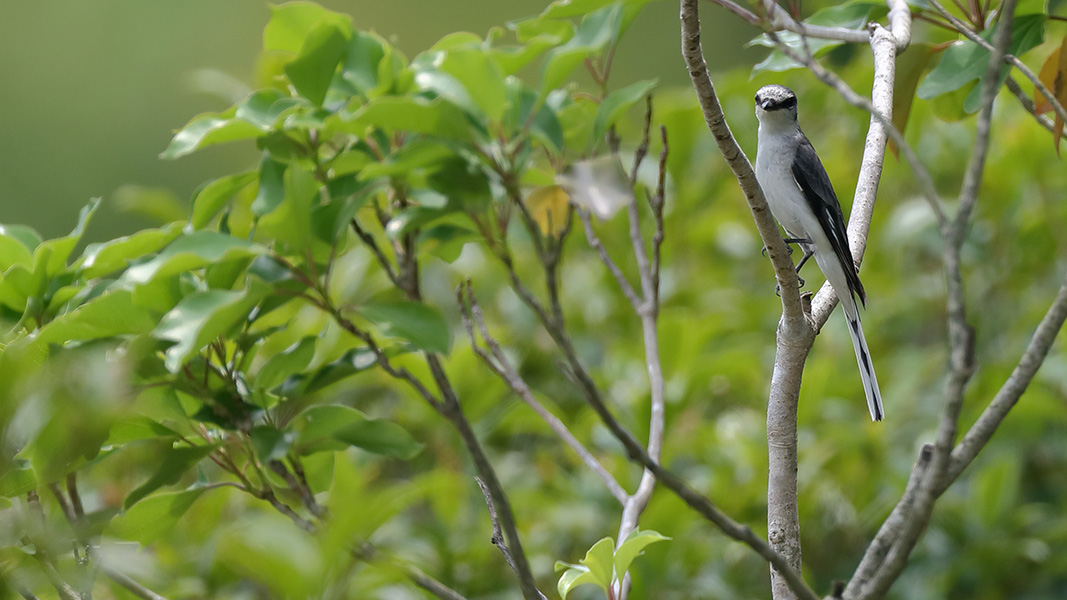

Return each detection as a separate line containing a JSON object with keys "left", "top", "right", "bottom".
{"left": 754, "top": 84, "right": 798, "bottom": 129}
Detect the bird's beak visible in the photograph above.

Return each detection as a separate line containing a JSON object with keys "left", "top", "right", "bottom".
{"left": 759, "top": 99, "right": 772, "bottom": 110}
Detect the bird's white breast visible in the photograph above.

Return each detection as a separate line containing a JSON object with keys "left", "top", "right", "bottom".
{"left": 755, "top": 127, "right": 811, "bottom": 239}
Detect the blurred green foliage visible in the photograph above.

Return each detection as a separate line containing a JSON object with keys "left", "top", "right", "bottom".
{"left": 1, "top": 0, "right": 1066, "bottom": 599}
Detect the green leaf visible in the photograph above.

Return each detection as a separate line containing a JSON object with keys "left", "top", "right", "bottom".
{"left": 256, "top": 336, "right": 317, "bottom": 391}
{"left": 35, "top": 198, "right": 99, "bottom": 277}
{"left": 109, "top": 488, "right": 207, "bottom": 544}
{"left": 124, "top": 445, "right": 216, "bottom": 509}
{"left": 613, "top": 529, "right": 670, "bottom": 577}
{"left": 301, "top": 346, "right": 380, "bottom": 394}
{"left": 337, "top": 96, "right": 474, "bottom": 140}
{"left": 160, "top": 106, "right": 264, "bottom": 160}
{"left": 540, "top": 0, "right": 654, "bottom": 19}
{"left": 263, "top": 2, "right": 351, "bottom": 54}
{"left": 235, "top": 89, "right": 301, "bottom": 129}
{"left": 341, "top": 31, "right": 387, "bottom": 93}
{"left": 962, "top": 15, "right": 1045, "bottom": 113}
{"left": 79, "top": 223, "right": 184, "bottom": 278}
{"left": 256, "top": 165, "right": 319, "bottom": 251}
{"left": 750, "top": 2, "right": 883, "bottom": 74}
{"left": 0, "top": 224, "right": 42, "bottom": 254}
{"left": 285, "top": 20, "right": 349, "bottom": 106}
{"left": 153, "top": 284, "right": 270, "bottom": 372}
{"left": 333, "top": 418, "right": 423, "bottom": 459}
{"left": 0, "top": 228, "right": 35, "bottom": 271}
{"left": 123, "top": 232, "right": 264, "bottom": 286}
{"left": 432, "top": 48, "right": 507, "bottom": 121}
{"left": 191, "top": 171, "right": 258, "bottom": 229}
{"left": 556, "top": 564, "right": 604, "bottom": 600}
{"left": 358, "top": 139, "right": 455, "bottom": 180}
{"left": 0, "top": 465, "right": 35, "bottom": 498}
{"left": 361, "top": 301, "right": 452, "bottom": 354}
{"left": 251, "top": 425, "right": 295, "bottom": 461}
{"left": 541, "top": 4, "right": 623, "bottom": 97}
{"left": 918, "top": 14, "right": 1045, "bottom": 103}
{"left": 251, "top": 155, "right": 289, "bottom": 216}
{"left": 581, "top": 537, "right": 616, "bottom": 588}
{"left": 592, "top": 78, "right": 657, "bottom": 143}
{"left": 37, "top": 290, "right": 158, "bottom": 344}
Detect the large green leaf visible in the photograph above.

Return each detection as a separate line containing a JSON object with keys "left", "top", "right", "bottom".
{"left": 335, "top": 96, "right": 474, "bottom": 140}
{"left": 79, "top": 222, "right": 184, "bottom": 278}
{"left": 918, "top": 14, "right": 1045, "bottom": 105}
{"left": 124, "top": 444, "right": 216, "bottom": 508}
{"left": 750, "top": 2, "right": 884, "bottom": 74}
{"left": 285, "top": 20, "right": 350, "bottom": 106}
{"left": 263, "top": 1, "right": 351, "bottom": 54}
{"left": 592, "top": 78, "right": 657, "bottom": 143}
{"left": 541, "top": 4, "right": 623, "bottom": 97}
{"left": 613, "top": 529, "right": 670, "bottom": 577}
{"left": 291, "top": 405, "right": 422, "bottom": 458}
{"left": 191, "top": 171, "right": 258, "bottom": 229}
{"left": 109, "top": 488, "right": 208, "bottom": 544}
{"left": 160, "top": 106, "right": 264, "bottom": 160}
{"left": 153, "top": 283, "right": 270, "bottom": 372}
{"left": 34, "top": 198, "right": 99, "bottom": 278}
{"left": 555, "top": 536, "right": 615, "bottom": 599}
{"left": 0, "top": 227, "right": 34, "bottom": 271}
{"left": 361, "top": 301, "right": 452, "bottom": 354}
{"left": 255, "top": 336, "right": 318, "bottom": 391}
{"left": 123, "top": 232, "right": 265, "bottom": 286}
{"left": 37, "top": 290, "right": 158, "bottom": 344}
{"left": 426, "top": 48, "right": 507, "bottom": 121}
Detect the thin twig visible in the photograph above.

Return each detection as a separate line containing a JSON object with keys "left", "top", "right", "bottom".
{"left": 1004, "top": 76, "right": 1067, "bottom": 138}
{"left": 459, "top": 284, "right": 628, "bottom": 503}
{"left": 474, "top": 478, "right": 549, "bottom": 600}
{"left": 101, "top": 566, "right": 169, "bottom": 600}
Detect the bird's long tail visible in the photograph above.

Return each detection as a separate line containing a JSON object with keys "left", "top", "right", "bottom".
{"left": 843, "top": 308, "right": 884, "bottom": 421}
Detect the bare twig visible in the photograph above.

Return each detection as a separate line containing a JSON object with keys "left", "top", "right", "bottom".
{"left": 458, "top": 283, "right": 628, "bottom": 503}
{"left": 578, "top": 210, "right": 642, "bottom": 312}
{"left": 353, "top": 543, "right": 471, "bottom": 600}
{"left": 475, "top": 478, "right": 549, "bottom": 600}
{"left": 101, "top": 566, "right": 169, "bottom": 600}
{"left": 1004, "top": 77, "right": 1067, "bottom": 138}
{"left": 350, "top": 218, "right": 403, "bottom": 290}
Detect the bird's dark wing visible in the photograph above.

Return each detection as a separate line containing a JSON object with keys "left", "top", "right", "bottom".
{"left": 790, "top": 131, "right": 866, "bottom": 305}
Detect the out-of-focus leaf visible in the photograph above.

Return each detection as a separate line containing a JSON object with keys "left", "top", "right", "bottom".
{"left": 333, "top": 418, "right": 423, "bottom": 459}
{"left": 613, "top": 529, "right": 670, "bottom": 577}
{"left": 592, "top": 78, "right": 656, "bottom": 143}
{"left": 889, "top": 43, "right": 936, "bottom": 157}
{"left": 918, "top": 14, "right": 1044, "bottom": 104}
{"left": 336, "top": 96, "right": 474, "bottom": 140}
{"left": 112, "top": 185, "right": 187, "bottom": 224}
{"left": 358, "top": 139, "right": 455, "bottom": 180}
{"left": 341, "top": 31, "right": 387, "bottom": 93}
{"left": 0, "top": 228, "right": 35, "bottom": 271}
{"left": 109, "top": 488, "right": 208, "bottom": 544}
{"left": 974, "top": 455, "right": 1020, "bottom": 526}
{"left": 557, "top": 155, "right": 632, "bottom": 219}
{"left": 124, "top": 444, "right": 216, "bottom": 509}
{"left": 361, "top": 301, "right": 452, "bottom": 354}
{"left": 541, "top": 4, "right": 623, "bottom": 97}
{"left": 256, "top": 165, "right": 319, "bottom": 251}
{"left": 0, "top": 465, "right": 35, "bottom": 498}
{"left": 263, "top": 2, "right": 351, "bottom": 54}
{"left": 426, "top": 156, "right": 492, "bottom": 208}
{"left": 123, "top": 232, "right": 264, "bottom": 285}
{"left": 427, "top": 48, "right": 507, "bottom": 121}
{"left": 153, "top": 283, "right": 270, "bottom": 372}
{"left": 218, "top": 513, "right": 324, "bottom": 598}
{"left": 285, "top": 20, "right": 349, "bottom": 106}
{"left": 1033, "top": 34, "right": 1067, "bottom": 154}
{"left": 191, "top": 171, "right": 258, "bottom": 229}
{"left": 750, "top": 2, "right": 882, "bottom": 74}
{"left": 525, "top": 185, "right": 571, "bottom": 236}
{"left": 251, "top": 425, "right": 295, "bottom": 461}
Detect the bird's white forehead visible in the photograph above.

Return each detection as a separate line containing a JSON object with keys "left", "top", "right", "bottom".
{"left": 755, "top": 84, "right": 795, "bottom": 103}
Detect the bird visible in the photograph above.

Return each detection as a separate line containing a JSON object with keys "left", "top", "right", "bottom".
{"left": 753, "top": 84, "right": 884, "bottom": 421}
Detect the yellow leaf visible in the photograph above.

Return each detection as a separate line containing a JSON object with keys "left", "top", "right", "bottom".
{"left": 525, "top": 185, "right": 570, "bottom": 236}
{"left": 1032, "top": 35, "right": 1067, "bottom": 156}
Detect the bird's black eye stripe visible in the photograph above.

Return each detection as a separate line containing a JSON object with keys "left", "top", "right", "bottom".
{"left": 781, "top": 96, "right": 797, "bottom": 109}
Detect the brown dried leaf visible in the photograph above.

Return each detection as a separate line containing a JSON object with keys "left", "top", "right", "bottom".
{"left": 1033, "top": 35, "right": 1067, "bottom": 156}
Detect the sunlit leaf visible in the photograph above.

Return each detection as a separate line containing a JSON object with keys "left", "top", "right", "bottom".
{"left": 79, "top": 222, "right": 184, "bottom": 278}
{"left": 153, "top": 283, "right": 270, "bottom": 372}
{"left": 37, "top": 290, "right": 158, "bottom": 344}
{"left": 109, "top": 488, "right": 208, "bottom": 544}
{"left": 263, "top": 2, "right": 351, "bottom": 54}
{"left": 191, "top": 171, "right": 258, "bottom": 229}
{"left": 285, "top": 20, "right": 350, "bottom": 106}
{"left": 160, "top": 106, "right": 264, "bottom": 160}
{"left": 123, "top": 232, "right": 264, "bottom": 286}
{"left": 613, "top": 529, "right": 670, "bottom": 577}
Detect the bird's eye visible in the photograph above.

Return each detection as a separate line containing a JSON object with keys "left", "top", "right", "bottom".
{"left": 782, "top": 96, "right": 797, "bottom": 109}
{"left": 754, "top": 94, "right": 760, "bottom": 104}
